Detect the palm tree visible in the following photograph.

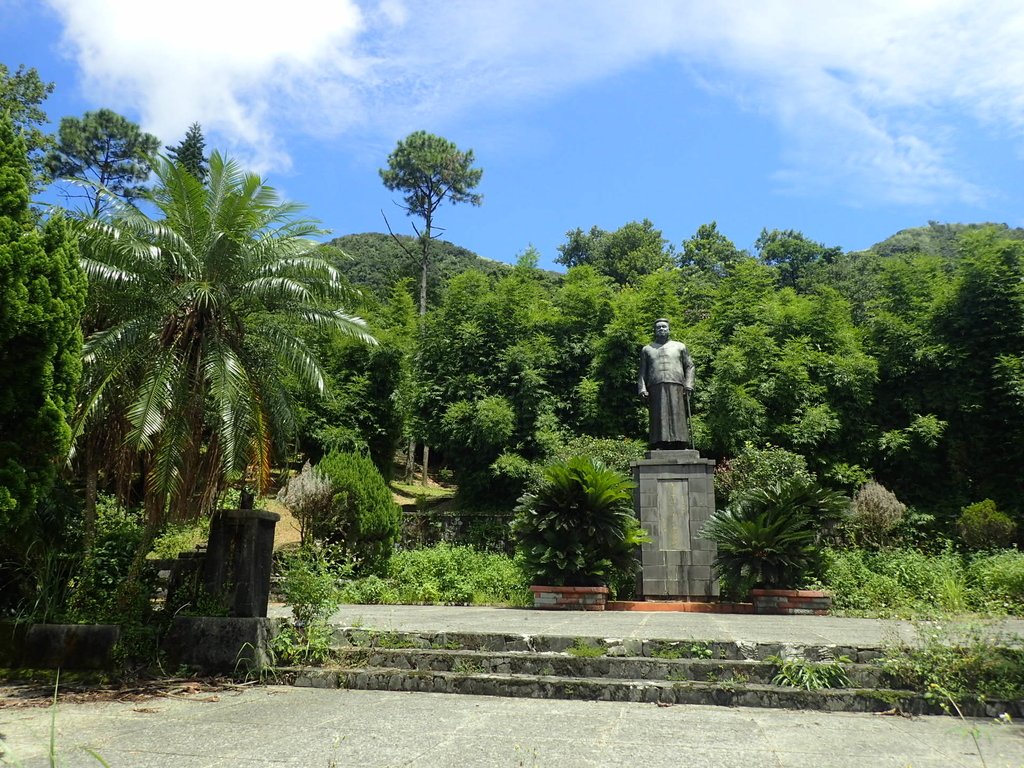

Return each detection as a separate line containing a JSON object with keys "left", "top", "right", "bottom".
{"left": 76, "top": 152, "right": 374, "bottom": 530}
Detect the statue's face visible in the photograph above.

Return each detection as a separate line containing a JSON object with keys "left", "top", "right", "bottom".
{"left": 654, "top": 321, "right": 670, "bottom": 342}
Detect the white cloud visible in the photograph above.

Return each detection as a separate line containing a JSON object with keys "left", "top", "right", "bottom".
{"left": 45, "top": 0, "right": 1024, "bottom": 204}
{"left": 46, "top": 0, "right": 366, "bottom": 171}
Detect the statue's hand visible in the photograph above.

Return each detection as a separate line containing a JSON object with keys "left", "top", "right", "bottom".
{"left": 639, "top": 388, "right": 648, "bottom": 398}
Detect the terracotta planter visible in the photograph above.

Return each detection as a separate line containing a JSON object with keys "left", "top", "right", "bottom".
{"left": 749, "top": 588, "right": 832, "bottom": 615}
{"left": 530, "top": 585, "right": 609, "bottom": 611}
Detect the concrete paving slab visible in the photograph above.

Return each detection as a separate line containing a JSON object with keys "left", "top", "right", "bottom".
{"left": 1, "top": 686, "right": 1022, "bottom": 768}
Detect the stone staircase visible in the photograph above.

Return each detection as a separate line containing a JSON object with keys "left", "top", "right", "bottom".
{"left": 270, "top": 627, "right": 1019, "bottom": 717}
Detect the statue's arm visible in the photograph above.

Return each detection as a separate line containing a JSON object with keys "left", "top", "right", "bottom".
{"left": 638, "top": 348, "right": 649, "bottom": 396}
{"left": 681, "top": 345, "right": 695, "bottom": 391}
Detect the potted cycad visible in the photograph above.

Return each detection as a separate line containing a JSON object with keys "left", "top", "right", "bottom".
{"left": 512, "top": 457, "right": 647, "bottom": 610}
{"left": 701, "top": 478, "right": 849, "bottom": 615}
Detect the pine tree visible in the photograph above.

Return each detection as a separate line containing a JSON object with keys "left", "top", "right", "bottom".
{"left": 45, "top": 109, "right": 160, "bottom": 216}
{"left": 166, "top": 121, "right": 208, "bottom": 182}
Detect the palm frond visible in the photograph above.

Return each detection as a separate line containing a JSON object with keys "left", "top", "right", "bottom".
{"left": 125, "top": 349, "right": 180, "bottom": 450}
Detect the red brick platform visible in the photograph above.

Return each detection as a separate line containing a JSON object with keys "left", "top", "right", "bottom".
{"left": 606, "top": 600, "right": 754, "bottom": 613}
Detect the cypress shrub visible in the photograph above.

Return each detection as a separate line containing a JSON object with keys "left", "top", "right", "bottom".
{"left": 315, "top": 451, "right": 401, "bottom": 573}
{"left": 958, "top": 499, "right": 1017, "bottom": 551}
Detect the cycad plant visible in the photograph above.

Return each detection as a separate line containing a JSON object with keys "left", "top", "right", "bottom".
{"left": 701, "top": 477, "right": 849, "bottom": 595}
{"left": 76, "top": 153, "right": 374, "bottom": 529}
{"left": 512, "top": 456, "right": 647, "bottom": 588}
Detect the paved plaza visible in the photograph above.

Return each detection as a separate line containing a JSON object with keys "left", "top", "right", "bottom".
{"left": 1, "top": 605, "right": 1022, "bottom": 767}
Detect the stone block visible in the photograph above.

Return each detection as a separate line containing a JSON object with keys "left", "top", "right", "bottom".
{"left": 203, "top": 508, "right": 280, "bottom": 618}
{"left": 166, "top": 616, "right": 272, "bottom": 673}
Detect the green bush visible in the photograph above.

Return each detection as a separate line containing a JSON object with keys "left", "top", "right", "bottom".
{"left": 66, "top": 499, "right": 151, "bottom": 624}
{"left": 315, "top": 451, "right": 401, "bottom": 574}
{"left": 702, "top": 477, "right": 849, "bottom": 596}
{"left": 338, "top": 544, "right": 529, "bottom": 606}
{"left": 387, "top": 544, "right": 528, "bottom": 605}
{"left": 714, "top": 443, "right": 814, "bottom": 507}
{"left": 967, "top": 550, "right": 1024, "bottom": 613}
{"left": 544, "top": 435, "right": 646, "bottom": 476}
{"left": 338, "top": 574, "right": 400, "bottom": 605}
{"left": 512, "top": 457, "right": 646, "bottom": 589}
{"left": 848, "top": 481, "right": 906, "bottom": 548}
{"left": 278, "top": 546, "right": 341, "bottom": 626}
{"left": 957, "top": 499, "right": 1017, "bottom": 551}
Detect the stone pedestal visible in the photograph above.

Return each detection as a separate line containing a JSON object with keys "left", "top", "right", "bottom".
{"left": 202, "top": 508, "right": 280, "bottom": 618}
{"left": 631, "top": 450, "right": 719, "bottom": 600}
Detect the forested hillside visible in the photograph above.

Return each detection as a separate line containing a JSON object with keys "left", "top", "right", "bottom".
{"left": 324, "top": 233, "right": 562, "bottom": 304}
{"left": 309, "top": 220, "right": 1024, "bottom": 540}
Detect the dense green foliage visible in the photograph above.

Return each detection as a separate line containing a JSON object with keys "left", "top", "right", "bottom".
{"left": 359, "top": 218, "right": 1024, "bottom": 548}
{"left": 0, "top": 117, "right": 86, "bottom": 611}
{"left": 556, "top": 219, "right": 673, "bottom": 285}
{"left": 45, "top": 108, "right": 161, "bottom": 215}
{"left": 881, "top": 623, "right": 1024, "bottom": 705}
{"left": 324, "top": 233, "right": 519, "bottom": 303}
{"left": 0, "top": 116, "right": 85, "bottom": 525}
{"left": 512, "top": 457, "right": 646, "bottom": 589}
{"left": 314, "top": 451, "right": 401, "bottom": 573}
{"left": 66, "top": 499, "right": 150, "bottom": 623}
{"left": 338, "top": 543, "right": 529, "bottom": 606}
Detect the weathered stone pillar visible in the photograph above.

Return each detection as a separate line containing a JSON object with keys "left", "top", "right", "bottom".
{"left": 631, "top": 449, "right": 719, "bottom": 600}
{"left": 202, "top": 508, "right": 280, "bottom": 618}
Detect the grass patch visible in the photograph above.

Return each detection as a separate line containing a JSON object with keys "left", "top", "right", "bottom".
{"left": 820, "top": 546, "right": 1024, "bottom": 618}
{"left": 339, "top": 544, "right": 530, "bottom": 607}
{"left": 389, "top": 481, "right": 456, "bottom": 500}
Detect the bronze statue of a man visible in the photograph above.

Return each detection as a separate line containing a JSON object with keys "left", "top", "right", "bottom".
{"left": 638, "top": 318, "right": 695, "bottom": 449}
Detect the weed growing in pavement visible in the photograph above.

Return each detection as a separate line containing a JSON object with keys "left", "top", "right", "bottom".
{"left": 767, "top": 655, "right": 851, "bottom": 690}
{"left": 566, "top": 638, "right": 606, "bottom": 658}
{"left": 651, "top": 641, "right": 713, "bottom": 660}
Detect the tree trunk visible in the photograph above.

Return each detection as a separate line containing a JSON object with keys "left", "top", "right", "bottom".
{"left": 405, "top": 438, "right": 416, "bottom": 482}
{"left": 421, "top": 445, "right": 430, "bottom": 487}
{"left": 83, "top": 443, "right": 98, "bottom": 550}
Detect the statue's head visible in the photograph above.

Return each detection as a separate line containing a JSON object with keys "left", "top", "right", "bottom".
{"left": 653, "top": 318, "right": 670, "bottom": 342}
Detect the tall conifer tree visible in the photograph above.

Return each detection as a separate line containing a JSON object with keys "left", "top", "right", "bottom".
{"left": 0, "top": 115, "right": 86, "bottom": 532}
{"left": 166, "top": 121, "right": 208, "bottom": 182}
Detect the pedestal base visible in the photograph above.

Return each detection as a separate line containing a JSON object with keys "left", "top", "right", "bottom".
{"left": 631, "top": 450, "right": 719, "bottom": 600}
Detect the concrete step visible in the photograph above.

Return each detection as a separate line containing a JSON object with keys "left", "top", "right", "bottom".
{"left": 268, "top": 626, "right": 1021, "bottom": 718}
{"left": 330, "top": 627, "right": 886, "bottom": 663}
{"left": 331, "top": 646, "right": 889, "bottom": 688}
{"left": 278, "top": 665, "right": 929, "bottom": 714}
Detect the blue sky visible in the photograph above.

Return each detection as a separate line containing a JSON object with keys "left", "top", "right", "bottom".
{"left": 4, "top": 0, "right": 1024, "bottom": 270}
